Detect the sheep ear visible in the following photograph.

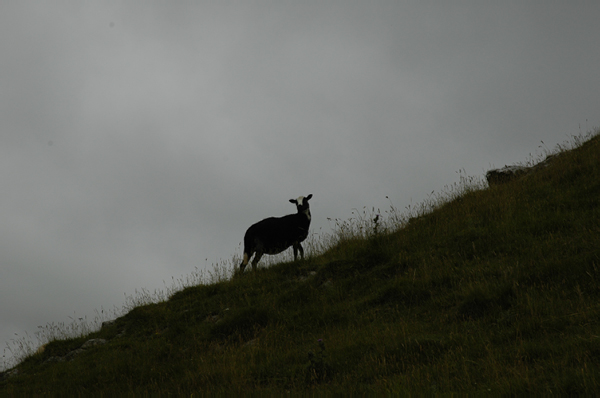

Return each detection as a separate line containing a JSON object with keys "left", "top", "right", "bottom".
{"left": 289, "top": 199, "right": 297, "bottom": 204}
{"left": 306, "top": 194, "right": 313, "bottom": 201}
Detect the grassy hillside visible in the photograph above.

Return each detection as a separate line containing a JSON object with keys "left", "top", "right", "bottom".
{"left": 2, "top": 130, "right": 599, "bottom": 395}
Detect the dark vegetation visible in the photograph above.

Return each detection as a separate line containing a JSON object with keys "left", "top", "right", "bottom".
{"left": 1, "top": 129, "right": 599, "bottom": 394}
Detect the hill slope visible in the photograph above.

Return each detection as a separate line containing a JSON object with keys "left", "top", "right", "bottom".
{"left": 2, "top": 130, "right": 599, "bottom": 395}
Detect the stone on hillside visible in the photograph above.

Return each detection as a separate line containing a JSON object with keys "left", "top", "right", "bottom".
{"left": 81, "top": 338, "right": 107, "bottom": 349}
{"left": 486, "top": 165, "right": 528, "bottom": 185}
{"left": 486, "top": 153, "right": 559, "bottom": 186}
{"left": 101, "top": 320, "right": 116, "bottom": 329}
{"left": 42, "top": 338, "right": 108, "bottom": 366}
{"left": 0, "top": 368, "right": 20, "bottom": 381}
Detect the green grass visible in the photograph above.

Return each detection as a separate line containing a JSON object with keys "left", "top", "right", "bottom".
{"left": 2, "top": 129, "right": 600, "bottom": 395}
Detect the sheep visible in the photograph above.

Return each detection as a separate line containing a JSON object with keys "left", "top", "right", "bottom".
{"left": 240, "top": 194, "right": 313, "bottom": 273}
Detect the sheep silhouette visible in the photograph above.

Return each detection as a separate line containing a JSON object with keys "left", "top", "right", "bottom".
{"left": 240, "top": 194, "right": 313, "bottom": 273}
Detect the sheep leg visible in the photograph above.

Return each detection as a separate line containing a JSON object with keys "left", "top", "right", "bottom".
{"left": 240, "top": 251, "right": 251, "bottom": 272}
{"left": 251, "top": 250, "right": 263, "bottom": 272}
{"left": 293, "top": 243, "right": 304, "bottom": 261}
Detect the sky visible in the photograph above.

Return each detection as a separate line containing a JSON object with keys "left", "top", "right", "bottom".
{"left": 1, "top": 1, "right": 599, "bottom": 369}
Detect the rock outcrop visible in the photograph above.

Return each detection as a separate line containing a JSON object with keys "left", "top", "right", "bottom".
{"left": 42, "top": 338, "right": 107, "bottom": 365}
{"left": 486, "top": 154, "right": 559, "bottom": 186}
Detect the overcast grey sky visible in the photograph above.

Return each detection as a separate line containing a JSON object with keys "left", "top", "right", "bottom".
{"left": 1, "top": 1, "right": 599, "bottom": 369}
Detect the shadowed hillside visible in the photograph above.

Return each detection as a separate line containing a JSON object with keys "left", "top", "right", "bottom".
{"left": 1, "top": 129, "right": 599, "bottom": 395}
